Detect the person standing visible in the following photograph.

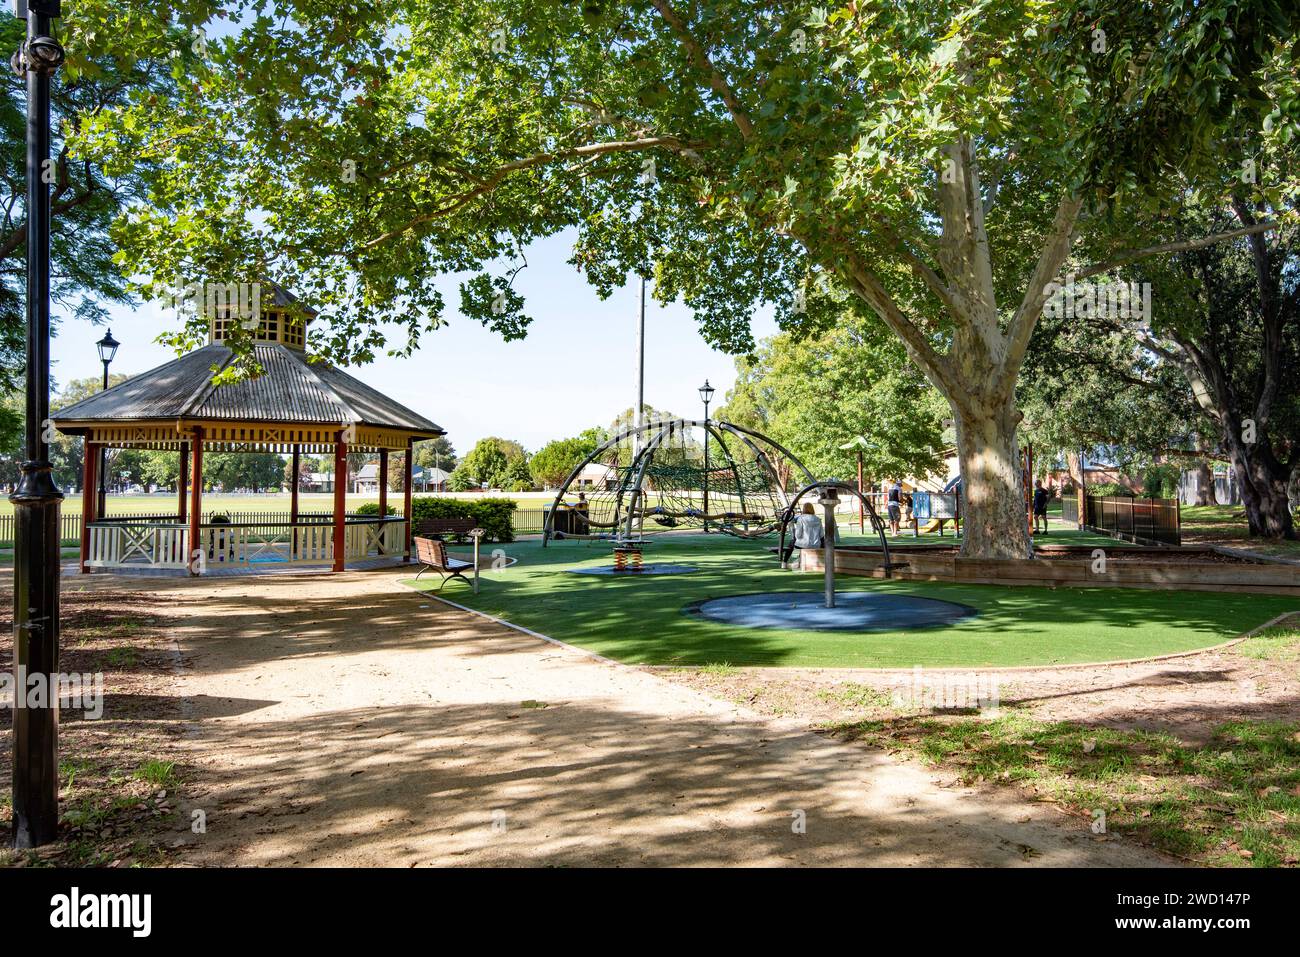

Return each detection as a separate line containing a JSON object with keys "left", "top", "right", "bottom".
{"left": 1032, "top": 479, "right": 1050, "bottom": 534}
{"left": 886, "top": 479, "right": 902, "bottom": 535}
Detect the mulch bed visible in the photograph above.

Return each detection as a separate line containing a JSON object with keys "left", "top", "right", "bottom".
{"left": 0, "top": 583, "right": 196, "bottom": 867}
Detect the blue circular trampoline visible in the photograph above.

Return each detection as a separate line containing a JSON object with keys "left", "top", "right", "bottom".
{"left": 688, "top": 591, "right": 977, "bottom": 631}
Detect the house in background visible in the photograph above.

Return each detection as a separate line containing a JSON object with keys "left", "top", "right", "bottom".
{"left": 575, "top": 462, "right": 616, "bottom": 490}
{"left": 415, "top": 465, "right": 449, "bottom": 492}
{"left": 355, "top": 462, "right": 383, "bottom": 494}
{"left": 302, "top": 471, "right": 334, "bottom": 493}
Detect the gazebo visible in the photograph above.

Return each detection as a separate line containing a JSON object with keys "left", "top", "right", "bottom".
{"left": 52, "top": 288, "right": 444, "bottom": 575}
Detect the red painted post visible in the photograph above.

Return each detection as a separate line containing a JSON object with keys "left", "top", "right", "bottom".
{"left": 377, "top": 448, "right": 389, "bottom": 555}
{"left": 177, "top": 441, "right": 189, "bottom": 523}
{"left": 290, "top": 444, "right": 300, "bottom": 556}
{"left": 188, "top": 429, "right": 203, "bottom": 575}
{"left": 404, "top": 437, "right": 414, "bottom": 562}
{"left": 332, "top": 431, "right": 347, "bottom": 572}
{"left": 79, "top": 441, "right": 97, "bottom": 573}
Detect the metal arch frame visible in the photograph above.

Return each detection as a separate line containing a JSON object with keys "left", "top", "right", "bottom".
{"left": 622, "top": 419, "right": 680, "bottom": 540}
{"left": 620, "top": 419, "right": 751, "bottom": 540}
{"left": 777, "top": 480, "right": 897, "bottom": 577}
{"left": 542, "top": 418, "right": 817, "bottom": 546}
{"left": 710, "top": 420, "right": 811, "bottom": 520}
{"left": 700, "top": 421, "right": 749, "bottom": 526}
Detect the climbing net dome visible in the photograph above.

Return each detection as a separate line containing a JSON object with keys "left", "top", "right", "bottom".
{"left": 543, "top": 418, "right": 815, "bottom": 544}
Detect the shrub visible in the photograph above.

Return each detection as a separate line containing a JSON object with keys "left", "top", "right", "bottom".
{"left": 410, "top": 495, "right": 516, "bottom": 542}
{"left": 1141, "top": 464, "right": 1181, "bottom": 499}
{"left": 1088, "top": 482, "right": 1132, "bottom": 498}
{"left": 448, "top": 466, "right": 476, "bottom": 492}
{"left": 354, "top": 502, "right": 397, "bottom": 516}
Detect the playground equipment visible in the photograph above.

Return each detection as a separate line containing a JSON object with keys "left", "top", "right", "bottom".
{"left": 543, "top": 418, "right": 816, "bottom": 546}
{"left": 915, "top": 476, "right": 963, "bottom": 535}
{"left": 777, "top": 479, "right": 907, "bottom": 607}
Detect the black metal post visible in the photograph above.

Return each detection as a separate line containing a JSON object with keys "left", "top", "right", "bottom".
{"left": 10, "top": 0, "right": 65, "bottom": 849}
{"left": 701, "top": 393, "right": 711, "bottom": 533}
{"left": 96, "top": 359, "right": 108, "bottom": 516}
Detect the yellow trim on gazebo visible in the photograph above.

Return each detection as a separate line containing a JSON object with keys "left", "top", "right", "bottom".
{"left": 58, "top": 419, "right": 431, "bottom": 452}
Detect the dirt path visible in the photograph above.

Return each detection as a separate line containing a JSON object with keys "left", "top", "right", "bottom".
{"left": 148, "top": 567, "right": 1171, "bottom": 867}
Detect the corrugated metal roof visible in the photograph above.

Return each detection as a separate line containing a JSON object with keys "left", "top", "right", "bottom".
{"left": 53, "top": 342, "right": 443, "bottom": 435}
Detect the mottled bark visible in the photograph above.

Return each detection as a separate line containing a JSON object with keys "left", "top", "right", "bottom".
{"left": 1194, "top": 459, "right": 1215, "bottom": 506}
{"left": 954, "top": 398, "right": 1032, "bottom": 559}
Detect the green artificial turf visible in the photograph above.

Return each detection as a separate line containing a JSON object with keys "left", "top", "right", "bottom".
{"left": 403, "top": 535, "right": 1300, "bottom": 669}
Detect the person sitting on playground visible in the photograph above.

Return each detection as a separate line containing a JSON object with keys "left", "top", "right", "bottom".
{"left": 1032, "top": 480, "right": 1050, "bottom": 534}
{"left": 886, "top": 480, "right": 903, "bottom": 534}
{"left": 575, "top": 491, "right": 590, "bottom": 534}
{"left": 781, "top": 502, "right": 825, "bottom": 567}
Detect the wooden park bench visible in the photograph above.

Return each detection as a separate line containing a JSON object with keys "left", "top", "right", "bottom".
{"left": 412, "top": 536, "right": 476, "bottom": 590}
{"left": 412, "top": 517, "right": 477, "bottom": 542}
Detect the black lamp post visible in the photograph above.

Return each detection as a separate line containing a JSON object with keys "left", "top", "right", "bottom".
{"left": 10, "top": 0, "right": 65, "bottom": 849}
{"left": 95, "top": 328, "right": 118, "bottom": 516}
{"left": 699, "top": 379, "right": 714, "bottom": 533}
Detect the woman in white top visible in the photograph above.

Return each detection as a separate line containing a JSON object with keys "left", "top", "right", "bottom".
{"left": 782, "top": 502, "right": 825, "bottom": 567}
{"left": 794, "top": 502, "right": 825, "bottom": 549}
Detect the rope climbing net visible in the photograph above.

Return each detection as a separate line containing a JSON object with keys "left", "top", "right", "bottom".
{"left": 543, "top": 418, "right": 816, "bottom": 545}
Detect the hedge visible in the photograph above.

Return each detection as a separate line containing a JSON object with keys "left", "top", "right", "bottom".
{"left": 409, "top": 496, "right": 516, "bottom": 542}
{"left": 353, "top": 502, "right": 398, "bottom": 516}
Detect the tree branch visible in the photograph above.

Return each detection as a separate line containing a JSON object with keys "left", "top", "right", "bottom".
{"left": 359, "top": 135, "right": 710, "bottom": 249}
{"left": 1002, "top": 193, "right": 1084, "bottom": 377}
{"left": 1070, "top": 221, "right": 1277, "bottom": 282}
{"left": 650, "top": 0, "right": 755, "bottom": 140}
{"left": 834, "top": 244, "right": 956, "bottom": 403}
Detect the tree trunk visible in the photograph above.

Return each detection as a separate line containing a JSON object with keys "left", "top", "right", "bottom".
{"left": 1229, "top": 449, "right": 1296, "bottom": 539}
{"left": 1194, "top": 459, "right": 1214, "bottom": 506}
{"left": 954, "top": 398, "right": 1032, "bottom": 558}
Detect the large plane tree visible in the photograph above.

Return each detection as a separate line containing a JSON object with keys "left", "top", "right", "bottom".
{"left": 74, "top": 0, "right": 1298, "bottom": 556}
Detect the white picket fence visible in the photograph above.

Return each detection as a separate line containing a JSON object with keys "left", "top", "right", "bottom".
{"left": 84, "top": 519, "right": 406, "bottom": 570}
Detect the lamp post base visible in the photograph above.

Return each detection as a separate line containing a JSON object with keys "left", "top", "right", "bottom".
{"left": 10, "top": 458, "right": 64, "bottom": 848}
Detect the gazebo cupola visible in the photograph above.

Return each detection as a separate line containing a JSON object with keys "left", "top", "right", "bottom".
{"left": 207, "top": 282, "right": 313, "bottom": 351}
{"left": 52, "top": 285, "right": 444, "bottom": 576}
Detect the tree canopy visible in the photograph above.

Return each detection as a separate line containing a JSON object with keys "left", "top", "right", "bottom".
{"left": 720, "top": 310, "right": 947, "bottom": 484}
{"left": 61, "top": 0, "right": 1300, "bottom": 552}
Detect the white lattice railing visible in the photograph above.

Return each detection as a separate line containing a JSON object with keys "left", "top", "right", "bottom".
{"left": 85, "top": 518, "right": 407, "bottom": 570}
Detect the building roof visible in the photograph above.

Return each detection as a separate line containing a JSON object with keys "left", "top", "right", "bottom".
{"left": 52, "top": 342, "right": 443, "bottom": 437}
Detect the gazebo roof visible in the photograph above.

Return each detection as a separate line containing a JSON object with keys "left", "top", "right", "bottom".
{"left": 54, "top": 342, "right": 443, "bottom": 452}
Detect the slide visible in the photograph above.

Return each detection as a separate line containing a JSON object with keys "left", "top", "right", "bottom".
{"left": 918, "top": 476, "right": 961, "bottom": 534}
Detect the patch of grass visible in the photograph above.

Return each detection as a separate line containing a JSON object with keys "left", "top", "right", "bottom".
{"left": 133, "top": 760, "right": 177, "bottom": 789}
{"left": 519, "top": 699, "right": 548, "bottom": 709}
{"left": 830, "top": 711, "right": 1300, "bottom": 867}
{"left": 1237, "top": 625, "right": 1300, "bottom": 662}
{"left": 816, "top": 682, "right": 894, "bottom": 710}
{"left": 699, "top": 662, "right": 738, "bottom": 677}
{"left": 1180, "top": 505, "right": 1300, "bottom": 559}
{"left": 104, "top": 647, "right": 138, "bottom": 668}
{"left": 404, "top": 535, "right": 1300, "bottom": 668}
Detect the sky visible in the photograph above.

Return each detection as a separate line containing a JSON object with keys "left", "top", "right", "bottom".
{"left": 48, "top": 229, "right": 779, "bottom": 456}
